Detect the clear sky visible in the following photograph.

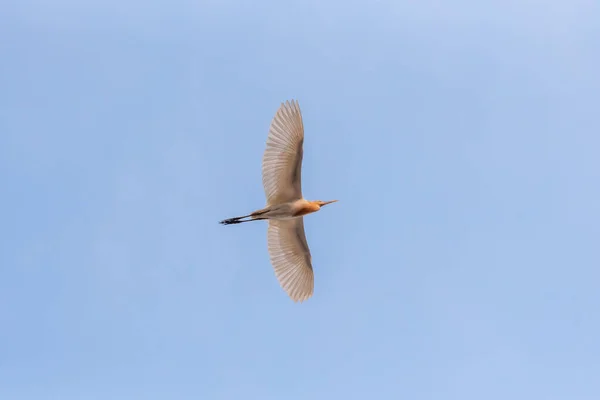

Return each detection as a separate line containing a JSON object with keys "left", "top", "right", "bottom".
{"left": 1, "top": 1, "right": 599, "bottom": 399}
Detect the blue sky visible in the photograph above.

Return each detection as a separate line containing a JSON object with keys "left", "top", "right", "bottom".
{"left": 1, "top": 1, "right": 599, "bottom": 399}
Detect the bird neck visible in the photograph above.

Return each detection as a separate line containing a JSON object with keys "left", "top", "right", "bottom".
{"left": 293, "top": 201, "right": 321, "bottom": 217}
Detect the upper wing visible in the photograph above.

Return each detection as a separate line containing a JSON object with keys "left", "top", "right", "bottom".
{"left": 267, "top": 218, "right": 314, "bottom": 302}
{"left": 261, "top": 100, "right": 305, "bottom": 205}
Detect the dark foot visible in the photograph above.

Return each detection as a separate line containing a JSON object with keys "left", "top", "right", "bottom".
{"left": 219, "top": 218, "right": 242, "bottom": 225}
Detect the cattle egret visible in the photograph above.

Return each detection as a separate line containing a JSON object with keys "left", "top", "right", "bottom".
{"left": 220, "top": 100, "right": 337, "bottom": 302}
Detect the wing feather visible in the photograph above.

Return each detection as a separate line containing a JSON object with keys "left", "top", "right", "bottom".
{"left": 267, "top": 218, "right": 314, "bottom": 302}
{"left": 262, "top": 100, "right": 304, "bottom": 205}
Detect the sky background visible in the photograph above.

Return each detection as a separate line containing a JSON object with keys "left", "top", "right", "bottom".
{"left": 1, "top": 1, "right": 600, "bottom": 399}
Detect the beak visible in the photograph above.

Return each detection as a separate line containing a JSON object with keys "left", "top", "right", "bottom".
{"left": 322, "top": 200, "right": 338, "bottom": 206}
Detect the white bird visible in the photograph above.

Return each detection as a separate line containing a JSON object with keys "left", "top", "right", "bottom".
{"left": 220, "top": 100, "right": 337, "bottom": 302}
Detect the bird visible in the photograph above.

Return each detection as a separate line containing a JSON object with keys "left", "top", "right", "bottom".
{"left": 219, "top": 99, "right": 338, "bottom": 302}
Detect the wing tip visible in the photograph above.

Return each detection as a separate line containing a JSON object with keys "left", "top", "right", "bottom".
{"left": 285, "top": 274, "right": 314, "bottom": 303}
{"left": 289, "top": 291, "right": 314, "bottom": 303}
{"left": 281, "top": 99, "right": 300, "bottom": 113}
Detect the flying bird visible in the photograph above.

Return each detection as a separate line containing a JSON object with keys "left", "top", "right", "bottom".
{"left": 219, "top": 100, "right": 337, "bottom": 302}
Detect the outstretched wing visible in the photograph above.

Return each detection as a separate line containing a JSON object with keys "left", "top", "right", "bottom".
{"left": 261, "top": 100, "right": 305, "bottom": 205}
{"left": 267, "top": 218, "right": 314, "bottom": 302}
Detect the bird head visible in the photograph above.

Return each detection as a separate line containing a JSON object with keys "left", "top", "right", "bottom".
{"left": 315, "top": 200, "right": 338, "bottom": 208}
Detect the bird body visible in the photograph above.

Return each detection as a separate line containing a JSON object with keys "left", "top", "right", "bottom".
{"left": 220, "top": 100, "right": 337, "bottom": 302}
{"left": 221, "top": 198, "right": 336, "bottom": 223}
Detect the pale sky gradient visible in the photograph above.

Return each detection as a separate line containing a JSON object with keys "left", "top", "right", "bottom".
{"left": 1, "top": 1, "right": 599, "bottom": 399}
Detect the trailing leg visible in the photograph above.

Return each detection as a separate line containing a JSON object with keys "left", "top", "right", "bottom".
{"left": 219, "top": 207, "right": 270, "bottom": 225}
{"left": 219, "top": 214, "right": 252, "bottom": 225}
